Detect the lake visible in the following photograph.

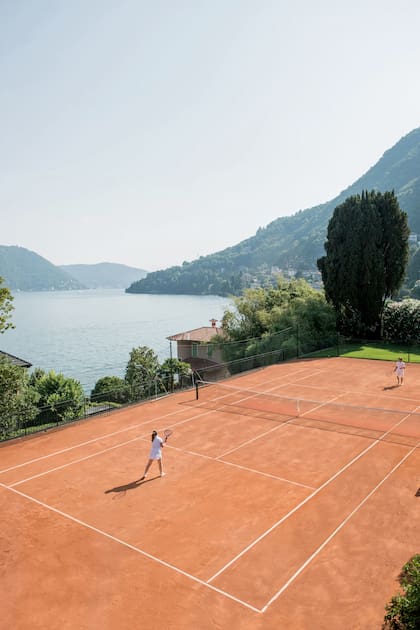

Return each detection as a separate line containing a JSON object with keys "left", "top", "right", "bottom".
{"left": 1, "top": 290, "right": 232, "bottom": 393}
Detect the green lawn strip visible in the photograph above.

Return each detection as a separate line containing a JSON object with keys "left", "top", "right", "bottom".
{"left": 306, "top": 343, "right": 420, "bottom": 363}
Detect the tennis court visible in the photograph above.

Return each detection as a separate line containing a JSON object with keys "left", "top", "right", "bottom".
{"left": 1, "top": 357, "right": 419, "bottom": 629}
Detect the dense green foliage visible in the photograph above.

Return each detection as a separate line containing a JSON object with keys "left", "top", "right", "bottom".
{"left": 0, "top": 359, "right": 39, "bottom": 438}
{"left": 383, "top": 555, "right": 420, "bottom": 629}
{"left": 318, "top": 191, "right": 409, "bottom": 337}
{"left": 127, "top": 128, "right": 420, "bottom": 296}
{"left": 0, "top": 346, "right": 194, "bottom": 439}
{"left": 127, "top": 258, "right": 244, "bottom": 296}
{"left": 29, "top": 369, "right": 85, "bottom": 424}
{"left": 89, "top": 356, "right": 192, "bottom": 404}
{"left": 0, "top": 276, "right": 14, "bottom": 333}
{"left": 383, "top": 300, "right": 420, "bottom": 344}
{"left": 218, "top": 278, "right": 336, "bottom": 362}
{"left": 159, "top": 358, "right": 192, "bottom": 390}
{"left": 125, "top": 346, "right": 162, "bottom": 399}
{"left": 90, "top": 376, "right": 131, "bottom": 403}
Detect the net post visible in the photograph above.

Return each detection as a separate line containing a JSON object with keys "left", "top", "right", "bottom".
{"left": 195, "top": 381, "right": 199, "bottom": 400}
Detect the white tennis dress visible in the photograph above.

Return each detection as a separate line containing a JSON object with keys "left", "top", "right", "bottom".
{"left": 149, "top": 435, "right": 163, "bottom": 460}
{"left": 395, "top": 360, "right": 406, "bottom": 376}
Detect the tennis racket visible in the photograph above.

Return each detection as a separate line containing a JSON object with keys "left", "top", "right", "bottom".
{"left": 163, "top": 429, "right": 173, "bottom": 441}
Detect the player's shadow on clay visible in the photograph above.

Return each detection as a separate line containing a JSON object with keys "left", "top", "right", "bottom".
{"left": 383, "top": 385, "right": 400, "bottom": 390}
{"left": 415, "top": 488, "right": 420, "bottom": 497}
{"left": 104, "top": 476, "right": 159, "bottom": 494}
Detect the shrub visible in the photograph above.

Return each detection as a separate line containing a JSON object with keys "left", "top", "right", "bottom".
{"left": 383, "top": 300, "right": 420, "bottom": 344}
{"left": 90, "top": 376, "right": 130, "bottom": 404}
{"left": 383, "top": 554, "right": 420, "bottom": 629}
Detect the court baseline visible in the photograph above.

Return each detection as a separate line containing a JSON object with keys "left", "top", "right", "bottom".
{"left": 4, "top": 363, "right": 418, "bottom": 618}
{"left": 206, "top": 407, "right": 418, "bottom": 584}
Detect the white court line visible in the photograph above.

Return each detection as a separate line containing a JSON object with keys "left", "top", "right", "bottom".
{"left": 9, "top": 435, "right": 143, "bottom": 487}
{"left": 4, "top": 407, "right": 221, "bottom": 486}
{"left": 3, "top": 372, "right": 417, "bottom": 614}
{"left": 217, "top": 394, "right": 345, "bottom": 460}
{"left": 6, "top": 379, "right": 314, "bottom": 487}
{"left": 207, "top": 407, "right": 416, "bottom": 584}
{"left": 261, "top": 438, "right": 420, "bottom": 612}
{"left": 11, "top": 428, "right": 315, "bottom": 491}
{"left": 1, "top": 369, "right": 295, "bottom": 475}
{"left": 0, "top": 404, "right": 214, "bottom": 475}
{"left": 217, "top": 459, "right": 315, "bottom": 490}
{"left": 0, "top": 482, "right": 262, "bottom": 614}
{"left": 5, "top": 390, "right": 354, "bottom": 491}
{"left": 217, "top": 422, "right": 292, "bottom": 459}
{"left": 167, "top": 444, "right": 315, "bottom": 490}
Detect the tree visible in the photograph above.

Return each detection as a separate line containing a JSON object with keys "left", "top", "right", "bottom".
{"left": 0, "top": 358, "right": 39, "bottom": 439}
{"left": 219, "top": 277, "right": 336, "bottom": 363}
{"left": 90, "top": 376, "right": 130, "bottom": 404}
{"left": 317, "top": 191, "right": 409, "bottom": 337}
{"left": 33, "top": 370, "right": 85, "bottom": 424}
{"left": 383, "top": 554, "right": 420, "bottom": 629}
{"left": 159, "top": 358, "right": 192, "bottom": 391}
{"left": 125, "top": 346, "right": 161, "bottom": 400}
{"left": 0, "top": 276, "right": 14, "bottom": 334}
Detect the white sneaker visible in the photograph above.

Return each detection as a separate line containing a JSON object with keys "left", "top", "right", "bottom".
{"left": 160, "top": 472, "right": 166, "bottom": 477}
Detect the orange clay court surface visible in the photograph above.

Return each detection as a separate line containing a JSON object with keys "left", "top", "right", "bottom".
{"left": 1, "top": 357, "right": 420, "bottom": 630}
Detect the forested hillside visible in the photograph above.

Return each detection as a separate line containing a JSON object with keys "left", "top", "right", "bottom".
{"left": 0, "top": 246, "right": 85, "bottom": 291}
{"left": 127, "top": 127, "right": 420, "bottom": 296}
{"left": 0, "top": 248, "right": 147, "bottom": 292}
{"left": 60, "top": 262, "right": 147, "bottom": 289}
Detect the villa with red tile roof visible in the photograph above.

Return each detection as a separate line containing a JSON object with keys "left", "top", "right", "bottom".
{"left": 167, "top": 319, "right": 228, "bottom": 379}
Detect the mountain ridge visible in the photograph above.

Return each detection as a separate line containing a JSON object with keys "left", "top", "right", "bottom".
{"left": 60, "top": 262, "right": 147, "bottom": 289}
{"left": 0, "top": 246, "right": 86, "bottom": 291}
{"left": 0, "top": 246, "right": 147, "bottom": 291}
{"left": 2, "top": 128, "right": 419, "bottom": 294}
{"left": 127, "top": 127, "right": 420, "bottom": 296}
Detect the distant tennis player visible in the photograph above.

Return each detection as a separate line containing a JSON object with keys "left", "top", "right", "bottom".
{"left": 139, "top": 430, "right": 167, "bottom": 480}
{"left": 393, "top": 357, "right": 406, "bottom": 386}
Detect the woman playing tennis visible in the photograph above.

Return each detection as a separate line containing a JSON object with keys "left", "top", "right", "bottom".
{"left": 393, "top": 357, "right": 406, "bottom": 386}
{"left": 139, "top": 430, "right": 169, "bottom": 480}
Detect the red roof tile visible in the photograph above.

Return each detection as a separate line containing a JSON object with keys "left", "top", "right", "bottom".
{"left": 167, "top": 326, "right": 223, "bottom": 342}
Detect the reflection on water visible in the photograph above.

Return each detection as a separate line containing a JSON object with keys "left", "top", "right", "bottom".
{"left": 1, "top": 289, "right": 232, "bottom": 393}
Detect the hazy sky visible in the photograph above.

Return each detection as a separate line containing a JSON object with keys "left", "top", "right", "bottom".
{"left": 2, "top": 1, "right": 420, "bottom": 272}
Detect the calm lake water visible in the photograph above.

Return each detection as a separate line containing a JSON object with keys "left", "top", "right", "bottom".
{"left": 1, "top": 290, "right": 232, "bottom": 393}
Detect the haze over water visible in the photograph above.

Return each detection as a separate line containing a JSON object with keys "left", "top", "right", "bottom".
{"left": 1, "top": 290, "right": 232, "bottom": 393}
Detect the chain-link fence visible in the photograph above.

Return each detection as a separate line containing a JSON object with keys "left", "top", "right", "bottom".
{"left": 5, "top": 327, "right": 416, "bottom": 442}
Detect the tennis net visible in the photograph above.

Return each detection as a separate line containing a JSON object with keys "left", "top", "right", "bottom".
{"left": 195, "top": 380, "right": 420, "bottom": 447}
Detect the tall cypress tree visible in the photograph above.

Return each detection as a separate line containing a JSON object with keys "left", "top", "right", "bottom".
{"left": 317, "top": 190, "right": 409, "bottom": 337}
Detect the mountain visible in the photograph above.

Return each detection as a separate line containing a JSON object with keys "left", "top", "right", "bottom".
{"left": 0, "top": 246, "right": 86, "bottom": 291}
{"left": 127, "top": 127, "right": 420, "bottom": 296}
{"left": 60, "top": 262, "right": 147, "bottom": 289}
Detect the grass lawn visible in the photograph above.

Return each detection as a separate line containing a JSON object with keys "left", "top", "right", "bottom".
{"left": 308, "top": 341, "right": 420, "bottom": 363}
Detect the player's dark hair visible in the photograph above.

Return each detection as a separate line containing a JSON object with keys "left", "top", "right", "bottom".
{"left": 151, "top": 430, "right": 157, "bottom": 441}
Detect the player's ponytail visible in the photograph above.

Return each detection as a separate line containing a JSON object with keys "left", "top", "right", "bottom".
{"left": 151, "top": 430, "right": 157, "bottom": 441}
